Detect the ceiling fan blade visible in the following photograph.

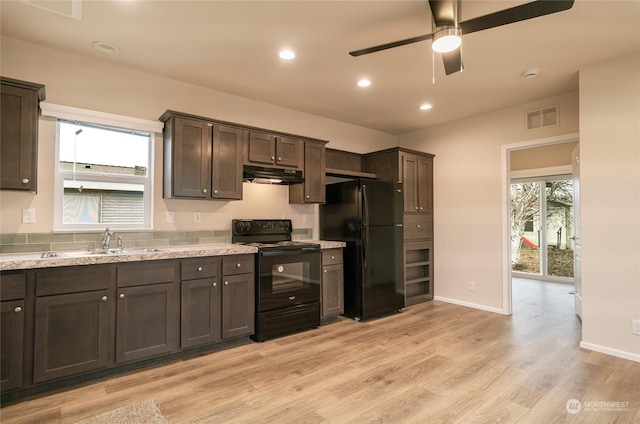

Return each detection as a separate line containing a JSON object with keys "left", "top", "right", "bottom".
{"left": 442, "top": 48, "right": 463, "bottom": 75}
{"left": 429, "top": 0, "right": 456, "bottom": 27}
{"left": 460, "top": 0, "right": 575, "bottom": 35}
{"left": 348, "top": 33, "right": 433, "bottom": 57}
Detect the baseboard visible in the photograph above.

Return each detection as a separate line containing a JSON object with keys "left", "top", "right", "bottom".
{"left": 434, "top": 296, "right": 507, "bottom": 315}
{"left": 579, "top": 341, "right": 640, "bottom": 363}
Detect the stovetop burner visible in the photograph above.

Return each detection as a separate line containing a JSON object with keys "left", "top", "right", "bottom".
{"left": 232, "top": 219, "right": 319, "bottom": 251}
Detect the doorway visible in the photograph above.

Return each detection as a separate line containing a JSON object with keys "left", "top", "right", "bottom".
{"left": 510, "top": 175, "right": 575, "bottom": 283}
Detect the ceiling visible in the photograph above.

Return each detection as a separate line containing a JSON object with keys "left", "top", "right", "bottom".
{"left": 1, "top": 0, "right": 639, "bottom": 135}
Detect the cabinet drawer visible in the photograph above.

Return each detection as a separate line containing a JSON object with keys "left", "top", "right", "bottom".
{"left": 36, "top": 265, "right": 115, "bottom": 296}
{"left": 403, "top": 214, "right": 433, "bottom": 240}
{"left": 322, "top": 249, "right": 343, "bottom": 265}
{"left": 1, "top": 272, "right": 26, "bottom": 300}
{"left": 117, "top": 260, "right": 177, "bottom": 287}
{"left": 181, "top": 257, "right": 218, "bottom": 281}
{"left": 222, "top": 255, "right": 254, "bottom": 276}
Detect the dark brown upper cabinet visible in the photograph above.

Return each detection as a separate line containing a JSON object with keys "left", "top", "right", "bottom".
{"left": 290, "top": 141, "right": 326, "bottom": 204}
{"left": 0, "top": 77, "right": 45, "bottom": 192}
{"left": 161, "top": 112, "right": 243, "bottom": 200}
{"left": 243, "top": 131, "right": 303, "bottom": 170}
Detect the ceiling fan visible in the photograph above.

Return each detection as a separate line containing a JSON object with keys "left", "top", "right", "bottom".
{"left": 349, "top": 0, "right": 575, "bottom": 75}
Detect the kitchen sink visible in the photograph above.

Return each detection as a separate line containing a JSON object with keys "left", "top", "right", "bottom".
{"left": 40, "top": 247, "right": 168, "bottom": 258}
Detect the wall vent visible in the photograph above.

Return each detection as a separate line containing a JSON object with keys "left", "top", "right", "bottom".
{"left": 20, "top": 0, "right": 83, "bottom": 20}
{"left": 525, "top": 105, "right": 559, "bottom": 131}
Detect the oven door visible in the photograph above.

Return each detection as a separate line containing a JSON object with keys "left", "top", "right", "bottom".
{"left": 258, "top": 249, "right": 321, "bottom": 312}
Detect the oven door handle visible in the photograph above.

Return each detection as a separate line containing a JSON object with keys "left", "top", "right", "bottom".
{"left": 260, "top": 248, "right": 320, "bottom": 257}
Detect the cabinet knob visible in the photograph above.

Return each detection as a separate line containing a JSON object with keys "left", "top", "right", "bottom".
{"left": 419, "top": 207, "right": 424, "bottom": 210}
{"left": 14, "top": 306, "right": 22, "bottom": 313}
{"left": 22, "top": 178, "right": 29, "bottom": 184}
{"left": 331, "top": 255, "right": 335, "bottom": 260}
{"left": 271, "top": 156, "right": 275, "bottom": 161}
{"left": 197, "top": 266, "right": 203, "bottom": 272}
{"left": 202, "top": 188, "right": 208, "bottom": 194}
{"left": 119, "top": 293, "right": 125, "bottom": 299}
{"left": 417, "top": 224, "right": 421, "bottom": 228}
{"left": 415, "top": 206, "right": 419, "bottom": 210}
{"left": 224, "top": 281, "right": 229, "bottom": 285}
{"left": 278, "top": 157, "right": 282, "bottom": 161}
{"left": 213, "top": 282, "right": 217, "bottom": 287}
{"left": 236, "top": 263, "right": 241, "bottom": 268}
{"left": 323, "top": 270, "right": 327, "bottom": 273}
{"left": 101, "top": 296, "right": 108, "bottom": 302}
{"left": 213, "top": 189, "right": 218, "bottom": 194}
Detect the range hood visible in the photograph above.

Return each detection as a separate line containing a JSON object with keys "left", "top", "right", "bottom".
{"left": 243, "top": 165, "right": 304, "bottom": 185}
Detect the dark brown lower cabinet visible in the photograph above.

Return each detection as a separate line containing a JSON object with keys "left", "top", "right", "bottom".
{"left": 181, "top": 278, "right": 221, "bottom": 348}
{"left": 116, "top": 282, "right": 179, "bottom": 363}
{"left": 1, "top": 300, "right": 25, "bottom": 391}
{"left": 221, "top": 273, "right": 254, "bottom": 339}
{"left": 321, "top": 249, "right": 344, "bottom": 318}
{"left": 33, "top": 290, "right": 112, "bottom": 383}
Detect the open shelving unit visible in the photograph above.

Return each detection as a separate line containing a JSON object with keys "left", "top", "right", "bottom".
{"left": 404, "top": 242, "right": 433, "bottom": 306}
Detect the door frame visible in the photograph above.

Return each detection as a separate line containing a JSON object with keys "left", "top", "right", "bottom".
{"left": 500, "top": 132, "right": 579, "bottom": 315}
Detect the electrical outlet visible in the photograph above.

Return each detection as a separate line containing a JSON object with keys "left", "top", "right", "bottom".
{"left": 22, "top": 208, "right": 36, "bottom": 224}
{"left": 632, "top": 319, "right": 640, "bottom": 336}
{"left": 193, "top": 211, "right": 201, "bottom": 224}
{"left": 468, "top": 280, "right": 476, "bottom": 291}
{"left": 166, "top": 211, "right": 175, "bottom": 224}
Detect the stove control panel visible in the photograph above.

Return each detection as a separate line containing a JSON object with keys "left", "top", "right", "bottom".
{"left": 233, "top": 219, "right": 292, "bottom": 236}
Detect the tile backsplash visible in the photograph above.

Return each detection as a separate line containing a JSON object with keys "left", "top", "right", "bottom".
{"left": 0, "top": 228, "right": 313, "bottom": 254}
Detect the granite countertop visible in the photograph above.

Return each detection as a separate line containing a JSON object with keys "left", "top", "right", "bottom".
{"left": 0, "top": 241, "right": 346, "bottom": 271}
{"left": 0, "top": 244, "right": 258, "bottom": 271}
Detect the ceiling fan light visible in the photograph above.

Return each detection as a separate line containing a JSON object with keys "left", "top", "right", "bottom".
{"left": 432, "top": 27, "right": 461, "bottom": 53}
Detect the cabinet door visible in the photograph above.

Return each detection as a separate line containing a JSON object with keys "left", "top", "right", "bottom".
{"left": 275, "top": 137, "right": 303, "bottom": 169}
{"left": 417, "top": 155, "right": 433, "bottom": 214}
{"left": 304, "top": 141, "right": 326, "bottom": 203}
{"left": 246, "top": 131, "right": 275, "bottom": 165}
{"left": 181, "top": 278, "right": 221, "bottom": 348}
{"left": 0, "top": 83, "right": 39, "bottom": 191}
{"left": 212, "top": 124, "right": 243, "bottom": 200}
{"left": 401, "top": 152, "right": 419, "bottom": 213}
{"left": 33, "top": 290, "right": 112, "bottom": 383}
{"left": 322, "top": 264, "right": 344, "bottom": 317}
{"left": 1, "top": 300, "right": 25, "bottom": 391}
{"left": 221, "top": 273, "right": 255, "bottom": 339}
{"left": 116, "top": 282, "right": 179, "bottom": 363}
{"left": 169, "top": 117, "right": 212, "bottom": 198}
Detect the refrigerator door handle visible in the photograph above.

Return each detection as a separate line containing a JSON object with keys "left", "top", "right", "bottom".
{"left": 362, "top": 183, "right": 369, "bottom": 267}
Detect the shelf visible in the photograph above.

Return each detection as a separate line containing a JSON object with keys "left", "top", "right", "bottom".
{"left": 325, "top": 167, "right": 377, "bottom": 179}
{"left": 406, "top": 277, "right": 430, "bottom": 285}
{"left": 405, "top": 261, "right": 430, "bottom": 267}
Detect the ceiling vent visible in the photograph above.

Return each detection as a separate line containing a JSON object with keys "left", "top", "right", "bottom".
{"left": 20, "top": 0, "right": 83, "bottom": 20}
{"left": 526, "top": 105, "right": 559, "bottom": 131}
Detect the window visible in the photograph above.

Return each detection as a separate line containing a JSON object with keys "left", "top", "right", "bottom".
{"left": 44, "top": 104, "right": 163, "bottom": 231}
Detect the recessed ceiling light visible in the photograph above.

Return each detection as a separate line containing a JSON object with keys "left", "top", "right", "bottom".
{"left": 92, "top": 41, "right": 120, "bottom": 54}
{"left": 357, "top": 79, "right": 371, "bottom": 88}
{"left": 522, "top": 68, "right": 539, "bottom": 78}
{"left": 419, "top": 103, "right": 433, "bottom": 110}
{"left": 279, "top": 49, "right": 295, "bottom": 60}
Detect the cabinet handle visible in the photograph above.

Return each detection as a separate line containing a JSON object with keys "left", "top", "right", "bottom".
{"left": 22, "top": 178, "right": 30, "bottom": 184}
{"left": 213, "top": 282, "right": 217, "bottom": 287}
{"left": 14, "top": 306, "right": 22, "bottom": 313}
{"left": 213, "top": 189, "right": 218, "bottom": 194}
{"left": 101, "top": 296, "right": 108, "bottom": 302}
{"left": 197, "top": 266, "right": 203, "bottom": 272}
{"left": 119, "top": 293, "right": 125, "bottom": 299}
{"left": 224, "top": 281, "right": 229, "bottom": 285}
{"left": 236, "top": 263, "right": 241, "bottom": 268}
{"left": 202, "top": 188, "right": 208, "bottom": 194}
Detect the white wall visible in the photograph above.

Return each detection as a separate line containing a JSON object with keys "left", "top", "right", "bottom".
{"left": 579, "top": 52, "right": 640, "bottom": 359}
{"left": 398, "top": 91, "right": 579, "bottom": 311}
{"left": 0, "top": 36, "right": 396, "bottom": 236}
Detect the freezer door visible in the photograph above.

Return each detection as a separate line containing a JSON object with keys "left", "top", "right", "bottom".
{"left": 362, "top": 179, "right": 402, "bottom": 226}
{"left": 320, "top": 180, "right": 361, "bottom": 241}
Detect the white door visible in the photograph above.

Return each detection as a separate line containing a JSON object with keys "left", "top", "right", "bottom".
{"left": 572, "top": 145, "right": 582, "bottom": 319}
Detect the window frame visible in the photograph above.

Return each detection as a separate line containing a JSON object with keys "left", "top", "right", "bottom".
{"left": 42, "top": 103, "right": 163, "bottom": 232}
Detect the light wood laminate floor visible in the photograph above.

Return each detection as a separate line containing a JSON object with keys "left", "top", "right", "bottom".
{"left": 2, "top": 279, "right": 639, "bottom": 423}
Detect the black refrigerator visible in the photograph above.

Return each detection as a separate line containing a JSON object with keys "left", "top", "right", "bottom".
{"left": 320, "top": 179, "right": 404, "bottom": 320}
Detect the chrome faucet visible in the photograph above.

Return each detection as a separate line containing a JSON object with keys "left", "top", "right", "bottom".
{"left": 100, "top": 228, "right": 113, "bottom": 249}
